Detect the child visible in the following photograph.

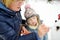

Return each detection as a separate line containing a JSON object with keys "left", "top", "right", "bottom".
{"left": 24, "top": 5, "right": 48, "bottom": 40}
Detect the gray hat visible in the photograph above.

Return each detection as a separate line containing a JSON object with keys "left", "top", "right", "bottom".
{"left": 24, "top": 7, "right": 42, "bottom": 25}
{"left": 24, "top": 7, "right": 38, "bottom": 19}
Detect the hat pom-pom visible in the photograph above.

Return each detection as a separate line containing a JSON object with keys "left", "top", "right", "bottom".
{"left": 25, "top": 4, "right": 31, "bottom": 9}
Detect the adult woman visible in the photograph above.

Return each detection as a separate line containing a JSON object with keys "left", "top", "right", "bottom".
{"left": 0, "top": 0, "right": 37, "bottom": 40}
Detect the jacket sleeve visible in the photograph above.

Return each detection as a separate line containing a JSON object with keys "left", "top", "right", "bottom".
{"left": 19, "top": 32, "right": 38, "bottom": 40}
{"left": 0, "top": 21, "right": 18, "bottom": 40}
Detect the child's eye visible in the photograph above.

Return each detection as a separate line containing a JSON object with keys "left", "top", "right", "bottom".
{"left": 33, "top": 17, "right": 35, "bottom": 19}
{"left": 32, "top": 17, "right": 36, "bottom": 19}
{"left": 29, "top": 19, "right": 32, "bottom": 21}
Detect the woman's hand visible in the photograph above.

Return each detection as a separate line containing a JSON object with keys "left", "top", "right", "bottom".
{"left": 38, "top": 24, "right": 49, "bottom": 38}
{"left": 21, "top": 26, "right": 31, "bottom": 36}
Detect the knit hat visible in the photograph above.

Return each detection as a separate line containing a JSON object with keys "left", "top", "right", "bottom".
{"left": 24, "top": 4, "right": 38, "bottom": 19}
{"left": 24, "top": 4, "right": 41, "bottom": 26}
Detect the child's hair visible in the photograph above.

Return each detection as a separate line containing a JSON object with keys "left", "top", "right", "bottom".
{"left": 36, "top": 15, "right": 41, "bottom": 25}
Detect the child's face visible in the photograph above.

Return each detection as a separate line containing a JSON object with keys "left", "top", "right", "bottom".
{"left": 27, "top": 16, "right": 38, "bottom": 26}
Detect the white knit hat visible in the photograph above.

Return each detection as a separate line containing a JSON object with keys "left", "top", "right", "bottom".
{"left": 24, "top": 4, "right": 38, "bottom": 19}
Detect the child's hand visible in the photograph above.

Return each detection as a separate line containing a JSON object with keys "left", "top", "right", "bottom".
{"left": 38, "top": 24, "right": 49, "bottom": 37}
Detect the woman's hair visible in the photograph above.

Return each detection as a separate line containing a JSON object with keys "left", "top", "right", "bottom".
{"left": 2, "top": 0, "right": 14, "bottom": 7}
{"left": 2, "top": 0, "right": 25, "bottom": 7}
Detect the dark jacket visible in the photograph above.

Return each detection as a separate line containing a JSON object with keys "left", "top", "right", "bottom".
{"left": 0, "top": 2, "right": 22, "bottom": 40}
{"left": 0, "top": 2, "right": 38, "bottom": 40}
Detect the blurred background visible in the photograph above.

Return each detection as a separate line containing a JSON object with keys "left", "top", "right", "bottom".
{"left": 21, "top": 0, "right": 60, "bottom": 40}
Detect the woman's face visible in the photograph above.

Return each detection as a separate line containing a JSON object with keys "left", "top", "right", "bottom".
{"left": 9, "top": 0, "right": 25, "bottom": 11}
{"left": 27, "top": 16, "right": 38, "bottom": 26}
